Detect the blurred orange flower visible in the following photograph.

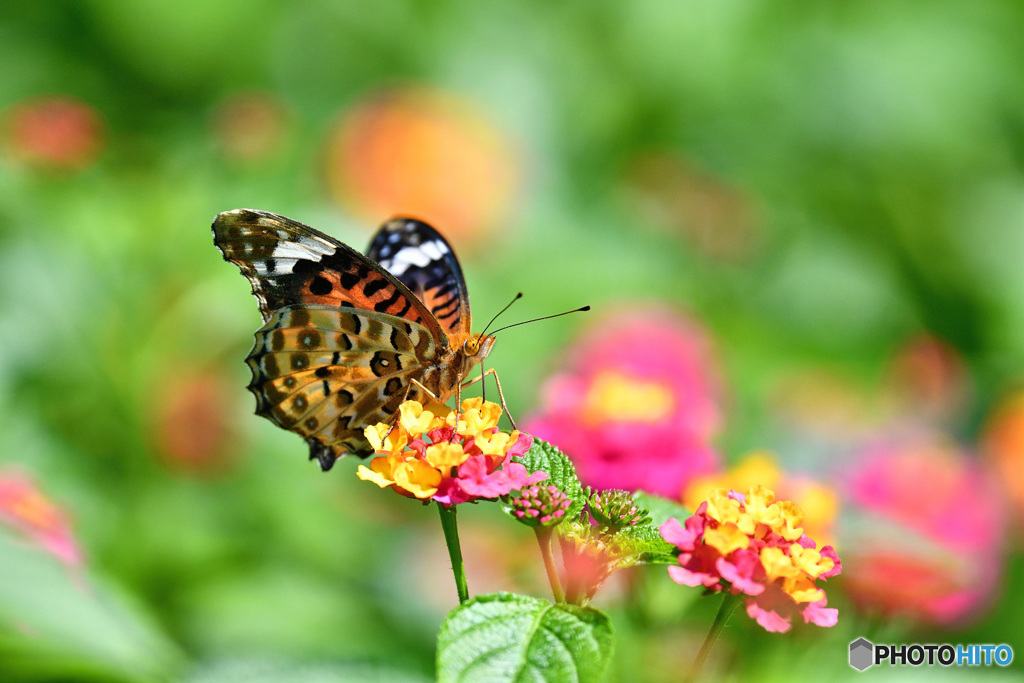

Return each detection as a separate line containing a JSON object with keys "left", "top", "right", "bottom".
{"left": 2, "top": 95, "right": 105, "bottom": 170}
{"left": 0, "top": 469, "right": 82, "bottom": 569}
{"left": 325, "top": 86, "right": 520, "bottom": 246}
{"left": 982, "top": 389, "right": 1024, "bottom": 524}
{"left": 152, "top": 370, "right": 237, "bottom": 475}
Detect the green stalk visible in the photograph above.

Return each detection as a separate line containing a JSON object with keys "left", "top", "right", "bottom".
{"left": 534, "top": 527, "right": 564, "bottom": 603}
{"left": 685, "top": 593, "right": 740, "bottom": 683}
{"left": 437, "top": 502, "right": 469, "bottom": 604}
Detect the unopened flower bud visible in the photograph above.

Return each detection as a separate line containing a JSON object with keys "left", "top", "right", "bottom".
{"left": 509, "top": 484, "right": 572, "bottom": 527}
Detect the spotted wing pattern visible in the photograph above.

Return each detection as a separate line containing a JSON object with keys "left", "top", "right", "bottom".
{"left": 213, "top": 209, "right": 456, "bottom": 470}
{"left": 246, "top": 305, "right": 438, "bottom": 466}
{"left": 367, "top": 218, "right": 472, "bottom": 337}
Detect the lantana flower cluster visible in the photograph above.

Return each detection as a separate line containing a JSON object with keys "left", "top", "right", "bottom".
{"left": 357, "top": 398, "right": 544, "bottom": 506}
{"left": 661, "top": 485, "right": 841, "bottom": 633}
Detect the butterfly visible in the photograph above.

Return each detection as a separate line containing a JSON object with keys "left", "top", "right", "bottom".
{"left": 213, "top": 208, "right": 500, "bottom": 471}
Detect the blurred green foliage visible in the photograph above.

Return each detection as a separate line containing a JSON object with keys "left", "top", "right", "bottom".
{"left": 1, "top": 0, "right": 1022, "bottom": 680}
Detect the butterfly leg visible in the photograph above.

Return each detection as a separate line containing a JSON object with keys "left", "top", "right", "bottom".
{"left": 409, "top": 378, "right": 459, "bottom": 440}
{"left": 380, "top": 381, "right": 422, "bottom": 444}
{"left": 451, "top": 377, "right": 463, "bottom": 444}
{"left": 461, "top": 368, "right": 517, "bottom": 431}
{"left": 410, "top": 378, "right": 439, "bottom": 400}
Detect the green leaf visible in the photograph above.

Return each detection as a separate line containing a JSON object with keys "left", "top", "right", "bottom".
{"left": 513, "top": 439, "right": 587, "bottom": 519}
{"left": 633, "top": 491, "right": 691, "bottom": 528}
{"left": 0, "top": 531, "right": 183, "bottom": 681}
{"left": 437, "top": 592, "right": 613, "bottom": 683}
{"left": 599, "top": 492, "right": 692, "bottom": 565}
{"left": 610, "top": 523, "right": 677, "bottom": 565}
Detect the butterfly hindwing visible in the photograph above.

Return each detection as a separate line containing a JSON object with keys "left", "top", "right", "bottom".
{"left": 245, "top": 305, "right": 438, "bottom": 466}
{"left": 367, "top": 218, "right": 472, "bottom": 336}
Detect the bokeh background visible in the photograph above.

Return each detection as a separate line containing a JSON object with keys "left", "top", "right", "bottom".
{"left": 2, "top": 1, "right": 1023, "bottom": 681}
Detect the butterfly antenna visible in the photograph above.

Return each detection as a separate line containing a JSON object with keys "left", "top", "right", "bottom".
{"left": 490, "top": 306, "right": 591, "bottom": 335}
{"left": 478, "top": 291, "right": 524, "bottom": 341}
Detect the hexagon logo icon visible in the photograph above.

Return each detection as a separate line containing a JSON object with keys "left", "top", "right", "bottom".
{"left": 850, "top": 637, "right": 874, "bottom": 671}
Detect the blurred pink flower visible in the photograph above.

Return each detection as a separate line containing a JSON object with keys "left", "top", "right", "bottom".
{"left": 2, "top": 95, "right": 105, "bottom": 170}
{"left": 0, "top": 469, "right": 82, "bottom": 568}
{"left": 525, "top": 307, "right": 723, "bottom": 498}
{"left": 840, "top": 435, "right": 1006, "bottom": 627}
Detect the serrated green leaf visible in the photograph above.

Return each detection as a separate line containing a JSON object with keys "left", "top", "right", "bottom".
{"left": 602, "top": 492, "right": 691, "bottom": 565}
{"left": 634, "top": 491, "right": 691, "bottom": 529}
{"left": 437, "top": 592, "right": 613, "bottom": 683}
{"left": 611, "top": 523, "right": 678, "bottom": 565}
{"left": 513, "top": 439, "right": 586, "bottom": 519}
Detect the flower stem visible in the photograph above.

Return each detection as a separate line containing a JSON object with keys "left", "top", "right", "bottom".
{"left": 437, "top": 503, "right": 469, "bottom": 604}
{"left": 686, "top": 593, "right": 740, "bottom": 683}
{"left": 534, "top": 527, "right": 564, "bottom": 603}
{"left": 558, "top": 536, "right": 581, "bottom": 605}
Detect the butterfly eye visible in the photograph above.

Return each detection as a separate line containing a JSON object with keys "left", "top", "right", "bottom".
{"left": 464, "top": 338, "right": 480, "bottom": 355}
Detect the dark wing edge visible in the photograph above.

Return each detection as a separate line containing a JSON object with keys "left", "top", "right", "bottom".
{"left": 212, "top": 208, "right": 341, "bottom": 321}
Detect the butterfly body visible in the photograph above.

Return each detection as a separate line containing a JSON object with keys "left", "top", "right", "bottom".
{"left": 213, "top": 208, "right": 493, "bottom": 470}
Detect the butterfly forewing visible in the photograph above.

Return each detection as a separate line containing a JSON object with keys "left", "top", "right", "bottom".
{"left": 213, "top": 209, "right": 447, "bottom": 340}
{"left": 213, "top": 209, "right": 468, "bottom": 470}
{"left": 367, "top": 218, "right": 472, "bottom": 337}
